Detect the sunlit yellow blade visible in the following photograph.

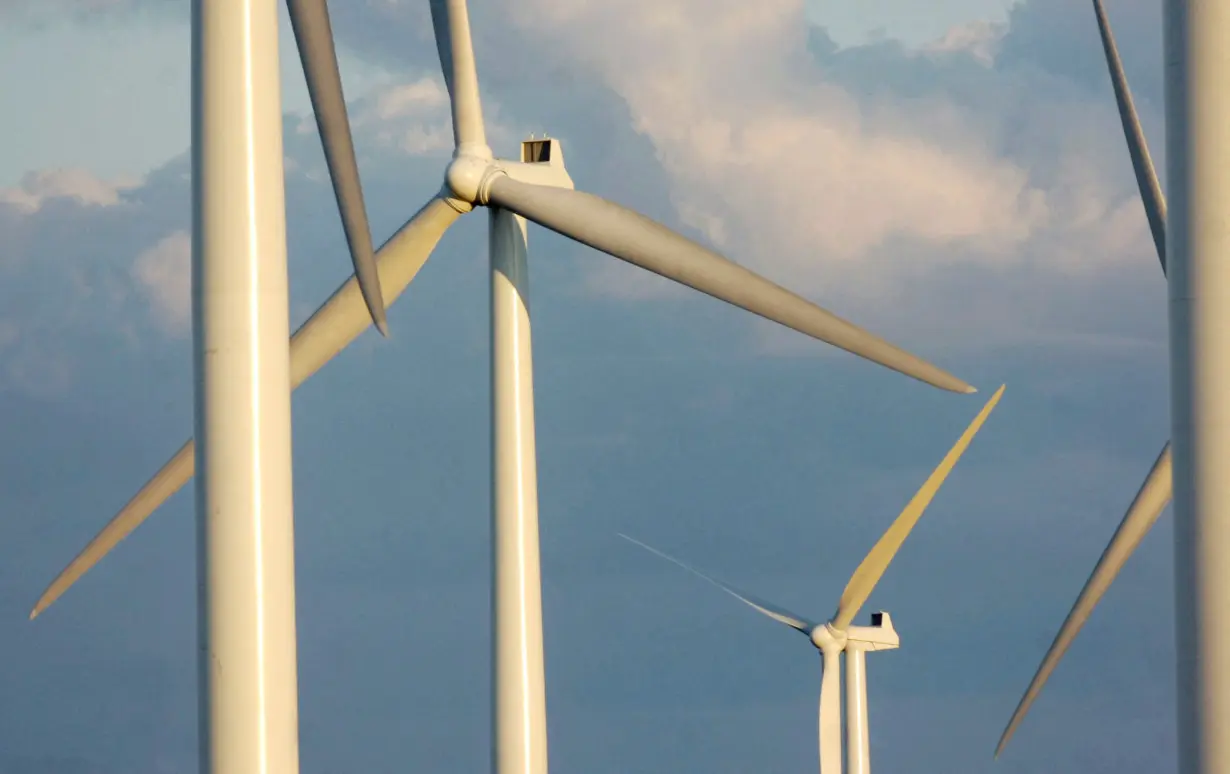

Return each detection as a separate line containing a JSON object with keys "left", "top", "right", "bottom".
{"left": 832, "top": 385, "right": 1005, "bottom": 630}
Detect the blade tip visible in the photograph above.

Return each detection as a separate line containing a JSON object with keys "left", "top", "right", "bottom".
{"left": 375, "top": 318, "right": 390, "bottom": 337}
{"left": 994, "top": 727, "right": 1015, "bottom": 759}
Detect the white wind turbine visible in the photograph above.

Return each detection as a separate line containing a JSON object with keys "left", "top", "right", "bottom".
{"left": 32, "top": 2, "right": 978, "bottom": 772}
{"left": 621, "top": 384, "right": 1004, "bottom": 774}
{"left": 994, "top": 0, "right": 1173, "bottom": 756}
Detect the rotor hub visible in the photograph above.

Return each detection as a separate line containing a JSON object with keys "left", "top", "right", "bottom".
{"left": 810, "top": 622, "right": 847, "bottom": 651}
{"left": 445, "top": 154, "right": 501, "bottom": 206}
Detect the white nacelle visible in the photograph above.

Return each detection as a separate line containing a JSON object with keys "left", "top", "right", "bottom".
{"left": 844, "top": 611, "right": 900, "bottom": 651}
{"left": 502, "top": 136, "right": 575, "bottom": 190}
{"left": 444, "top": 135, "right": 574, "bottom": 209}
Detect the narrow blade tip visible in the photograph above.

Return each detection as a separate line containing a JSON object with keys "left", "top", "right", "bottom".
{"left": 375, "top": 318, "right": 390, "bottom": 338}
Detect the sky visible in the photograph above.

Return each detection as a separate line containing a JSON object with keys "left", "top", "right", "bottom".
{"left": 0, "top": 0, "right": 1178, "bottom": 772}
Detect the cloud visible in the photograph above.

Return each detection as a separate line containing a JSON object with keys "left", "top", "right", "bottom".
{"left": 130, "top": 230, "right": 190, "bottom": 334}
{"left": 2, "top": 0, "right": 1171, "bottom": 388}
{"left": 0, "top": 167, "right": 158, "bottom": 396}
{"left": 0, "top": 168, "right": 139, "bottom": 213}
{"left": 505, "top": 0, "right": 1047, "bottom": 272}
{"left": 301, "top": 0, "right": 1167, "bottom": 361}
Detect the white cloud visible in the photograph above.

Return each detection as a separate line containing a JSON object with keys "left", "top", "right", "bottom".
{"left": 360, "top": 77, "right": 455, "bottom": 157}
{"left": 131, "top": 230, "right": 191, "bottom": 334}
{"left": 0, "top": 167, "right": 138, "bottom": 214}
{"left": 0, "top": 0, "right": 1171, "bottom": 387}
{"left": 496, "top": 0, "right": 1049, "bottom": 284}
{"left": 923, "top": 20, "right": 1004, "bottom": 65}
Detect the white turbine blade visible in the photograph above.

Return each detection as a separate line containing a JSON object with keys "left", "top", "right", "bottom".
{"left": 995, "top": 442, "right": 1172, "bottom": 757}
{"left": 428, "top": 0, "right": 487, "bottom": 151}
{"left": 485, "top": 176, "right": 974, "bottom": 395}
{"left": 617, "top": 534, "right": 816, "bottom": 634}
{"left": 819, "top": 649, "right": 843, "bottom": 774}
{"left": 286, "top": 0, "right": 387, "bottom": 335}
{"left": 1092, "top": 0, "right": 1167, "bottom": 271}
{"left": 832, "top": 385, "right": 1005, "bottom": 630}
{"left": 28, "top": 196, "right": 463, "bottom": 619}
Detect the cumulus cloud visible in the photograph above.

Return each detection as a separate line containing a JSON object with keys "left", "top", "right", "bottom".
{"left": 0, "top": 168, "right": 139, "bottom": 213}
{"left": 2, "top": 0, "right": 1171, "bottom": 389}
{"left": 0, "top": 168, "right": 155, "bottom": 395}
{"left": 299, "top": 0, "right": 1166, "bottom": 359}
{"left": 492, "top": 0, "right": 1154, "bottom": 291}
{"left": 130, "top": 230, "right": 191, "bottom": 334}
{"left": 504, "top": 0, "right": 1047, "bottom": 274}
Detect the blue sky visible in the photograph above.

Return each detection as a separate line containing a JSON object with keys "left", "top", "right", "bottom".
{"left": 0, "top": 0, "right": 1177, "bottom": 772}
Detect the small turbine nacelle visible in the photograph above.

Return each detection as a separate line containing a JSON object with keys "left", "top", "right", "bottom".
{"left": 845, "top": 611, "right": 900, "bottom": 651}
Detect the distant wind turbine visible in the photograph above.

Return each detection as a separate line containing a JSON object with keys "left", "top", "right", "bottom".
{"left": 994, "top": 0, "right": 1172, "bottom": 757}
{"left": 621, "top": 384, "right": 1004, "bottom": 774}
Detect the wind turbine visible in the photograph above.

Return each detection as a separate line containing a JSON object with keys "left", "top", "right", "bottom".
{"left": 620, "top": 384, "right": 1004, "bottom": 774}
{"left": 32, "top": 2, "right": 978, "bottom": 772}
{"left": 994, "top": 0, "right": 1173, "bottom": 756}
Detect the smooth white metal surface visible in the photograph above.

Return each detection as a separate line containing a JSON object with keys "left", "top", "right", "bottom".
{"left": 490, "top": 207, "right": 549, "bottom": 774}
{"left": 819, "top": 646, "right": 843, "bottom": 774}
{"left": 844, "top": 648, "right": 870, "bottom": 774}
{"left": 192, "top": 0, "right": 300, "bottom": 772}
{"left": 1166, "top": 3, "right": 1230, "bottom": 773}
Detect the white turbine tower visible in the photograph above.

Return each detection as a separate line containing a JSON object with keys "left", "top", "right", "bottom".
{"left": 32, "top": 3, "right": 979, "bottom": 773}
{"left": 995, "top": 0, "right": 1173, "bottom": 756}
{"left": 192, "top": 0, "right": 389, "bottom": 770}
{"left": 621, "top": 385, "right": 1004, "bottom": 774}
{"left": 192, "top": 1, "right": 300, "bottom": 771}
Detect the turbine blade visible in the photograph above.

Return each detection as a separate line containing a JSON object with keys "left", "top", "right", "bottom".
{"left": 994, "top": 442, "right": 1173, "bottom": 758}
{"left": 28, "top": 197, "right": 463, "bottom": 619}
{"left": 485, "top": 176, "right": 975, "bottom": 395}
{"left": 617, "top": 534, "right": 816, "bottom": 634}
{"left": 1092, "top": 0, "right": 1167, "bottom": 272}
{"left": 428, "top": 0, "right": 487, "bottom": 151}
{"left": 832, "top": 385, "right": 1005, "bottom": 630}
{"left": 819, "top": 649, "right": 843, "bottom": 774}
{"left": 287, "top": 0, "right": 388, "bottom": 334}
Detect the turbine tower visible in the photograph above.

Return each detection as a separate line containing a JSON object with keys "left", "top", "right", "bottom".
{"left": 622, "top": 385, "right": 1004, "bottom": 774}
{"left": 193, "top": 0, "right": 299, "bottom": 771}
{"left": 995, "top": 0, "right": 1171, "bottom": 756}
{"left": 31, "top": 3, "right": 980, "bottom": 773}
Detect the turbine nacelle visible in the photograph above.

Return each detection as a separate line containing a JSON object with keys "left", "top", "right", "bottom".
{"left": 846, "top": 611, "right": 900, "bottom": 651}
{"left": 444, "top": 136, "right": 575, "bottom": 210}
{"left": 809, "top": 611, "right": 900, "bottom": 652}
